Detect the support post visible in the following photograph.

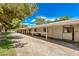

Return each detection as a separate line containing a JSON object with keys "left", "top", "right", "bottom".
{"left": 23, "top": 30, "right": 24, "bottom": 34}
{"left": 25, "top": 30, "right": 26, "bottom": 34}
{"left": 32, "top": 29, "right": 34, "bottom": 36}
{"left": 20, "top": 30, "right": 21, "bottom": 33}
{"left": 46, "top": 27, "right": 48, "bottom": 40}
{"left": 26, "top": 30, "right": 27, "bottom": 34}
{"left": 22, "top": 30, "right": 23, "bottom": 34}
{"left": 21, "top": 30, "right": 22, "bottom": 33}
{"left": 24, "top": 30, "right": 25, "bottom": 34}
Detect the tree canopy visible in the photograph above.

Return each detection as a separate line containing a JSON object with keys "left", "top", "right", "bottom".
{"left": 59, "top": 16, "right": 70, "bottom": 21}
{"left": 0, "top": 3, "right": 37, "bottom": 30}
{"left": 33, "top": 17, "right": 46, "bottom": 25}
{"left": 46, "top": 20, "right": 54, "bottom": 23}
{"left": 33, "top": 16, "right": 70, "bottom": 25}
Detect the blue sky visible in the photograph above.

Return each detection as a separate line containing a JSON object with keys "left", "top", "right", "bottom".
{"left": 21, "top": 3, "right": 79, "bottom": 26}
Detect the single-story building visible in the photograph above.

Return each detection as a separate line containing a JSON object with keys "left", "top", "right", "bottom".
{"left": 17, "top": 19, "right": 79, "bottom": 42}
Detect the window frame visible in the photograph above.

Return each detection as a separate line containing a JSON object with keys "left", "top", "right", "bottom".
{"left": 63, "top": 25, "right": 73, "bottom": 33}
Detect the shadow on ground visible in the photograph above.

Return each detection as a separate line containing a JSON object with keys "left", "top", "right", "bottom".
{"left": 0, "top": 32, "right": 27, "bottom": 49}
{"left": 27, "top": 34, "right": 79, "bottom": 51}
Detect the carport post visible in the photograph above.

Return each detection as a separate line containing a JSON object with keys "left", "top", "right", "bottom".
{"left": 46, "top": 27, "right": 48, "bottom": 40}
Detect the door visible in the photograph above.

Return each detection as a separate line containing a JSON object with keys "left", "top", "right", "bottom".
{"left": 72, "top": 27, "right": 74, "bottom": 41}
{"left": 63, "top": 25, "right": 74, "bottom": 40}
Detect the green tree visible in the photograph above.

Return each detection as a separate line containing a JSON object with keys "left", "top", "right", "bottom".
{"left": 0, "top": 3, "right": 37, "bottom": 31}
{"left": 33, "top": 17, "right": 45, "bottom": 25}
{"left": 46, "top": 20, "right": 54, "bottom": 23}
{"left": 59, "top": 16, "right": 70, "bottom": 21}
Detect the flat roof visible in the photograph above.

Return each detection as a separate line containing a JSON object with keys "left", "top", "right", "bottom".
{"left": 20, "top": 19, "right": 79, "bottom": 29}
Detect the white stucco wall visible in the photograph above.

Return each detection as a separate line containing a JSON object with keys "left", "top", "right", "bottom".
{"left": 62, "top": 33, "right": 72, "bottom": 40}
{"left": 25, "top": 24, "right": 79, "bottom": 42}
{"left": 74, "top": 24, "right": 79, "bottom": 42}
{"left": 46, "top": 26, "right": 63, "bottom": 39}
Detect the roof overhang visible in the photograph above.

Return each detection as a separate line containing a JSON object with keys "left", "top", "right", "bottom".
{"left": 20, "top": 19, "right": 79, "bottom": 29}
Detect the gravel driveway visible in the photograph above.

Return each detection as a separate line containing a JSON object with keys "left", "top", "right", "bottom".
{"left": 11, "top": 32, "right": 79, "bottom": 56}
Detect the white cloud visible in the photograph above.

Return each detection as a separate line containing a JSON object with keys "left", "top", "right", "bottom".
{"left": 46, "top": 18, "right": 56, "bottom": 21}
{"left": 31, "top": 19, "right": 35, "bottom": 22}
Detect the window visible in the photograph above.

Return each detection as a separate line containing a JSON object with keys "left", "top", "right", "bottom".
{"left": 63, "top": 26, "right": 73, "bottom": 33}
{"left": 34, "top": 28, "right": 37, "bottom": 32}
{"left": 43, "top": 28, "right": 46, "bottom": 32}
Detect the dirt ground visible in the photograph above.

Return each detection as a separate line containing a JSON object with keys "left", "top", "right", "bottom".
{"left": 11, "top": 32, "right": 79, "bottom": 56}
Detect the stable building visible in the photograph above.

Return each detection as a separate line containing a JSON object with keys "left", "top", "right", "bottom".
{"left": 17, "top": 19, "right": 79, "bottom": 42}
